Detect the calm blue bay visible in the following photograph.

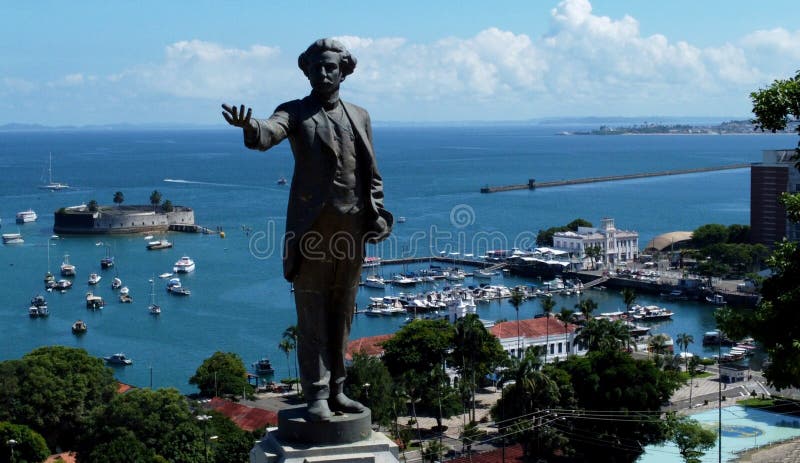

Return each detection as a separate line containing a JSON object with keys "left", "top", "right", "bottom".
{"left": 0, "top": 126, "right": 794, "bottom": 392}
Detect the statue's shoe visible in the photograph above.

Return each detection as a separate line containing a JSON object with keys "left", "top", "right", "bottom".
{"left": 306, "top": 399, "right": 332, "bottom": 421}
{"left": 329, "top": 393, "right": 366, "bottom": 413}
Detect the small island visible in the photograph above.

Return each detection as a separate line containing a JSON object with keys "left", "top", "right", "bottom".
{"left": 54, "top": 204, "right": 195, "bottom": 235}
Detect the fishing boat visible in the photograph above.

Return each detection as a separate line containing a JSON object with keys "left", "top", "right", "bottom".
{"left": 173, "top": 256, "right": 195, "bottom": 273}
{"left": 60, "top": 254, "right": 76, "bottom": 277}
{"left": 2, "top": 233, "right": 24, "bottom": 244}
{"left": 15, "top": 209, "right": 37, "bottom": 224}
{"left": 38, "top": 152, "right": 69, "bottom": 190}
{"left": 148, "top": 278, "right": 161, "bottom": 315}
{"left": 253, "top": 358, "right": 275, "bottom": 375}
{"left": 71, "top": 320, "right": 87, "bottom": 334}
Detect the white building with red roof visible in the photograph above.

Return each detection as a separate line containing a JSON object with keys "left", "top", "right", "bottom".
{"left": 489, "top": 315, "right": 586, "bottom": 362}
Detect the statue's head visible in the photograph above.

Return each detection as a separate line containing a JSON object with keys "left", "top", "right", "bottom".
{"left": 298, "top": 39, "right": 357, "bottom": 94}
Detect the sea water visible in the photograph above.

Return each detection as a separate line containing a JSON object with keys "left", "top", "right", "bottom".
{"left": 0, "top": 126, "right": 794, "bottom": 391}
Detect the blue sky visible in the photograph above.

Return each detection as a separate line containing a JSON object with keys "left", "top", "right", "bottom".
{"left": 2, "top": 0, "right": 799, "bottom": 125}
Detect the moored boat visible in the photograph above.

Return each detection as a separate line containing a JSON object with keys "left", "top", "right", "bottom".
{"left": 148, "top": 277, "right": 161, "bottom": 314}
{"left": 111, "top": 277, "right": 122, "bottom": 290}
{"left": 253, "top": 358, "right": 275, "bottom": 375}
{"left": 166, "top": 278, "right": 191, "bottom": 296}
{"left": 85, "top": 292, "right": 105, "bottom": 309}
{"left": 2, "top": 233, "right": 24, "bottom": 244}
{"left": 363, "top": 275, "right": 386, "bottom": 289}
{"left": 60, "top": 254, "right": 76, "bottom": 277}
{"left": 705, "top": 293, "right": 726, "bottom": 306}
{"left": 173, "top": 256, "right": 195, "bottom": 273}
{"left": 72, "top": 320, "right": 87, "bottom": 334}
{"left": 146, "top": 239, "right": 173, "bottom": 250}
{"left": 15, "top": 209, "right": 37, "bottom": 224}
{"left": 88, "top": 273, "right": 102, "bottom": 285}
{"left": 103, "top": 353, "right": 132, "bottom": 365}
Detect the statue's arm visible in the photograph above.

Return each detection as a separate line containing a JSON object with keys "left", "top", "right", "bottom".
{"left": 221, "top": 103, "right": 291, "bottom": 151}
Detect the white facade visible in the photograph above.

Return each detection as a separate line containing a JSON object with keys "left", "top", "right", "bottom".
{"left": 490, "top": 317, "right": 586, "bottom": 363}
{"left": 552, "top": 218, "right": 639, "bottom": 269}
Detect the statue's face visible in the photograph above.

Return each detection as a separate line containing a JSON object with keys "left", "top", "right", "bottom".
{"left": 307, "top": 50, "right": 343, "bottom": 95}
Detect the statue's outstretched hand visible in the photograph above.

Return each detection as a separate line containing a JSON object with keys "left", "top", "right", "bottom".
{"left": 222, "top": 104, "right": 256, "bottom": 134}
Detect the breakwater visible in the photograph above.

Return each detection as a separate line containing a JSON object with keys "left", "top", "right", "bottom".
{"left": 479, "top": 163, "right": 751, "bottom": 193}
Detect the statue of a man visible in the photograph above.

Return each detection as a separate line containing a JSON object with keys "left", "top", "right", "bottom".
{"left": 222, "top": 38, "right": 392, "bottom": 421}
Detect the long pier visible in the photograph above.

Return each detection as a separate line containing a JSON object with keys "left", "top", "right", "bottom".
{"left": 479, "top": 163, "right": 751, "bottom": 193}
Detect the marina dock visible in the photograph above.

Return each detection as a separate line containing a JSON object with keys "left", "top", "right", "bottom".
{"left": 479, "top": 163, "right": 751, "bottom": 193}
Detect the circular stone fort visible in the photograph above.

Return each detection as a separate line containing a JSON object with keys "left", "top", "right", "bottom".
{"left": 53, "top": 204, "right": 195, "bottom": 235}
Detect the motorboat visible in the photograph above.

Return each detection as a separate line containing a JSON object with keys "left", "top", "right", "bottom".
{"left": 44, "top": 272, "right": 57, "bottom": 290}
{"left": 173, "top": 256, "right": 195, "bottom": 273}
{"left": 120, "top": 286, "right": 129, "bottom": 296}
{"left": 473, "top": 269, "right": 497, "bottom": 280}
{"left": 85, "top": 292, "right": 104, "bottom": 310}
{"left": 2, "top": 233, "right": 24, "bottom": 244}
{"left": 397, "top": 216, "right": 407, "bottom": 223}
{"left": 362, "top": 256, "right": 381, "bottom": 267}
{"left": 166, "top": 278, "right": 191, "bottom": 296}
{"left": 39, "top": 153, "right": 69, "bottom": 190}
{"left": 103, "top": 353, "right": 132, "bottom": 365}
{"left": 363, "top": 275, "right": 386, "bottom": 289}
{"left": 28, "top": 295, "right": 49, "bottom": 317}
{"left": 628, "top": 305, "right": 673, "bottom": 322}
{"left": 119, "top": 293, "right": 133, "bottom": 303}
{"left": 146, "top": 239, "right": 173, "bottom": 250}
{"left": 158, "top": 272, "right": 173, "bottom": 279}
{"left": 100, "top": 255, "right": 114, "bottom": 269}
{"left": 71, "top": 320, "right": 87, "bottom": 334}
{"left": 60, "top": 254, "right": 76, "bottom": 277}
{"left": 15, "top": 209, "right": 37, "bottom": 224}
{"left": 276, "top": 176, "right": 288, "bottom": 185}
{"left": 253, "top": 358, "right": 275, "bottom": 375}
{"left": 56, "top": 279, "right": 73, "bottom": 290}
{"left": 88, "top": 273, "right": 102, "bottom": 285}
{"left": 111, "top": 277, "right": 122, "bottom": 290}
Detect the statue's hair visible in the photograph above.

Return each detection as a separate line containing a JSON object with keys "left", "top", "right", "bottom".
{"left": 298, "top": 38, "right": 357, "bottom": 78}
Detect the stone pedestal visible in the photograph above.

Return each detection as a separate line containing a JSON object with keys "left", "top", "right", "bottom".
{"left": 250, "top": 406, "right": 399, "bottom": 463}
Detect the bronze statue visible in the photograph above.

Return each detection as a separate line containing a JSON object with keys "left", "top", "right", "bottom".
{"left": 222, "top": 38, "right": 392, "bottom": 422}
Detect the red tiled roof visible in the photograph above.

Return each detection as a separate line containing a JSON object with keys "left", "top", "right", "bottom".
{"left": 490, "top": 317, "right": 578, "bottom": 339}
{"left": 45, "top": 452, "right": 77, "bottom": 463}
{"left": 208, "top": 397, "right": 277, "bottom": 431}
{"left": 449, "top": 444, "right": 524, "bottom": 462}
{"left": 346, "top": 333, "right": 394, "bottom": 361}
{"left": 116, "top": 382, "right": 134, "bottom": 394}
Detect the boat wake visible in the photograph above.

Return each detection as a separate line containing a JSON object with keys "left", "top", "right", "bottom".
{"left": 163, "top": 178, "right": 260, "bottom": 188}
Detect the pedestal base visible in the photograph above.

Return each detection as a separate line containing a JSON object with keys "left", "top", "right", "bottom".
{"left": 250, "top": 428, "right": 400, "bottom": 463}
{"left": 277, "top": 405, "right": 372, "bottom": 445}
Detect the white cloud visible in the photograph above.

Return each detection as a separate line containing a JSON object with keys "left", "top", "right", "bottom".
{"left": 1, "top": 77, "right": 36, "bottom": 94}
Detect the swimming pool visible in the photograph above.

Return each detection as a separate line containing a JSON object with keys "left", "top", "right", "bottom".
{"left": 638, "top": 405, "right": 800, "bottom": 462}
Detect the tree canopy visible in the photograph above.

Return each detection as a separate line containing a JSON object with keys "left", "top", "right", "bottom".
{"left": 0, "top": 421, "right": 50, "bottom": 463}
{"left": 536, "top": 218, "right": 593, "bottom": 246}
{"left": 345, "top": 352, "right": 404, "bottom": 428}
{"left": 189, "top": 351, "right": 252, "bottom": 399}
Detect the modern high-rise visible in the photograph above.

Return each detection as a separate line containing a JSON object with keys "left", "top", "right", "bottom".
{"left": 751, "top": 149, "right": 800, "bottom": 246}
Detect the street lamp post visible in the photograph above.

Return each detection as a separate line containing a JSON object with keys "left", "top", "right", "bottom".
{"left": 197, "top": 414, "right": 212, "bottom": 463}
{"left": 7, "top": 439, "right": 17, "bottom": 463}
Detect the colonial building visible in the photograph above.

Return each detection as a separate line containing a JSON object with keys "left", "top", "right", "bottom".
{"left": 751, "top": 149, "right": 800, "bottom": 246}
{"left": 489, "top": 316, "right": 586, "bottom": 362}
{"left": 552, "top": 217, "right": 639, "bottom": 269}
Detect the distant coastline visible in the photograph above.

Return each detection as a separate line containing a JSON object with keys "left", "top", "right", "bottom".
{"left": 568, "top": 120, "right": 799, "bottom": 136}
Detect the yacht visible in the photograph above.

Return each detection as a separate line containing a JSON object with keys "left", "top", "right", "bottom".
{"left": 148, "top": 277, "right": 161, "bottom": 314}
{"left": 166, "top": 278, "right": 191, "bottom": 296}
{"left": 363, "top": 275, "right": 386, "bottom": 289}
{"left": 85, "top": 292, "right": 105, "bottom": 310}
{"left": 2, "top": 233, "right": 24, "bottom": 244}
{"left": 60, "top": 254, "right": 76, "bottom": 277}
{"left": 39, "top": 153, "right": 69, "bottom": 191}
{"left": 103, "top": 353, "right": 132, "bottom": 365}
{"left": 146, "top": 239, "right": 173, "bottom": 250}
{"left": 28, "top": 295, "right": 49, "bottom": 318}
{"left": 16, "top": 209, "right": 37, "bottom": 224}
{"left": 253, "top": 358, "right": 275, "bottom": 375}
{"left": 88, "top": 273, "right": 102, "bottom": 285}
{"left": 173, "top": 256, "right": 196, "bottom": 273}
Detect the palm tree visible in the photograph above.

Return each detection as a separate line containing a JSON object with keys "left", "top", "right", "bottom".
{"left": 676, "top": 332, "right": 695, "bottom": 407}
{"left": 509, "top": 288, "right": 525, "bottom": 358}
{"left": 113, "top": 191, "right": 124, "bottom": 208}
{"left": 149, "top": 190, "right": 162, "bottom": 211}
{"left": 584, "top": 244, "right": 603, "bottom": 269}
{"left": 622, "top": 287, "right": 637, "bottom": 311}
{"left": 278, "top": 338, "right": 293, "bottom": 381}
{"left": 87, "top": 199, "right": 99, "bottom": 212}
{"left": 540, "top": 297, "right": 556, "bottom": 363}
{"left": 574, "top": 318, "right": 630, "bottom": 352}
{"left": 574, "top": 297, "right": 598, "bottom": 323}
{"left": 282, "top": 325, "right": 299, "bottom": 389}
{"left": 556, "top": 308, "right": 575, "bottom": 356}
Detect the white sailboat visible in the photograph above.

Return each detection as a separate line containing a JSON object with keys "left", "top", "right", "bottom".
{"left": 148, "top": 277, "right": 161, "bottom": 315}
{"left": 39, "top": 152, "right": 69, "bottom": 191}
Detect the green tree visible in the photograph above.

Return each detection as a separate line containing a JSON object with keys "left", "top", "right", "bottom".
{"left": 574, "top": 318, "right": 630, "bottom": 353}
{"left": 717, "top": 70, "right": 800, "bottom": 389}
{"left": 540, "top": 297, "right": 556, "bottom": 363}
{"left": 508, "top": 288, "right": 525, "bottom": 358}
{"left": 0, "top": 346, "right": 116, "bottom": 450}
{"left": 574, "top": 297, "right": 598, "bottom": 322}
{"left": 422, "top": 439, "right": 447, "bottom": 462}
{"left": 206, "top": 410, "right": 254, "bottom": 463}
{"left": 584, "top": 244, "right": 603, "bottom": 269}
{"left": 282, "top": 325, "right": 299, "bottom": 390}
{"left": 556, "top": 307, "right": 576, "bottom": 356}
{"left": 150, "top": 190, "right": 162, "bottom": 210}
{"left": 277, "top": 339, "right": 294, "bottom": 383}
{"left": 691, "top": 223, "right": 729, "bottom": 249}
{"left": 344, "top": 352, "right": 403, "bottom": 428}
{"left": 189, "top": 351, "right": 252, "bottom": 399}
{"left": 84, "top": 388, "right": 204, "bottom": 463}
{"left": 450, "top": 314, "right": 507, "bottom": 421}
{"left": 536, "top": 219, "right": 593, "bottom": 246}
{"left": 112, "top": 191, "right": 124, "bottom": 208}
{"left": 669, "top": 416, "right": 717, "bottom": 463}
{"left": 0, "top": 421, "right": 50, "bottom": 463}
{"left": 727, "top": 224, "right": 751, "bottom": 244}
{"left": 84, "top": 429, "right": 159, "bottom": 463}
{"left": 87, "top": 199, "right": 99, "bottom": 212}
{"left": 162, "top": 199, "right": 174, "bottom": 212}
{"left": 676, "top": 333, "right": 695, "bottom": 407}
{"left": 621, "top": 287, "right": 637, "bottom": 310}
